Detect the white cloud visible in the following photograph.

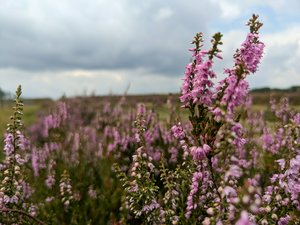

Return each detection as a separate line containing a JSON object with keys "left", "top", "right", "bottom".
{"left": 219, "top": 1, "right": 241, "bottom": 20}
{"left": 154, "top": 7, "right": 173, "bottom": 21}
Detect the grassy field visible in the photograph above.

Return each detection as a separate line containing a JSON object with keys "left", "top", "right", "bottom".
{"left": 0, "top": 91, "right": 299, "bottom": 146}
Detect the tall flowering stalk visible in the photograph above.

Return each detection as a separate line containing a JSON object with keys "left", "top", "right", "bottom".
{"left": 179, "top": 14, "right": 265, "bottom": 223}
{"left": 215, "top": 15, "right": 264, "bottom": 118}
{"left": 0, "top": 85, "right": 45, "bottom": 225}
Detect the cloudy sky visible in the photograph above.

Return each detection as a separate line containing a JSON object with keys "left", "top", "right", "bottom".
{"left": 0, "top": 0, "right": 300, "bottom": 98}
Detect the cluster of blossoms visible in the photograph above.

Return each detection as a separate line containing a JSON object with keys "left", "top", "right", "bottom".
{"left": 0, "top": 86, "right": 43, "bottom": 224}
{"left": 0, "top": 87, "right": 26, "bottom": 208}
{"left": 0, "top": 132, "right": 25, "bottom": 206}
{"left": 116, "top": 14, "right": 298, "bottom": 225}
{"left": 59, "top": 170, "right": 74, "bottom": 208}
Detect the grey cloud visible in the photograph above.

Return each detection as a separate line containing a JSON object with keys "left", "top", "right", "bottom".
{"left": 0, "top": 0, "right": 221, "bottom": 75}
{"left": 0, "top": 68, "right": 183, "bottom": 99}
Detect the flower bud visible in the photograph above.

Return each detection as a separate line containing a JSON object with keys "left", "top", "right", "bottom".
{"left": 242, "top": 195, "right": 250, "bottom": 204}
{"left": 275, "top": 194, "right": 282, "bottom": 201}
{"left": 265, "top": 205, "right": 271, "bottom": 213}
{"left": 131, "top": 172, "right": 136, "bottom": 177}
{"left": 206, "top": 207, "right": 214, "bottom": 215}
{"left": 271, "top": 213, "right": 278, "bottom": 220}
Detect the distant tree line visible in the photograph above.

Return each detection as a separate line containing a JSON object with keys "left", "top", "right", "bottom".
{"left": 251, "top": 86, "right": 300, "bottom": 93}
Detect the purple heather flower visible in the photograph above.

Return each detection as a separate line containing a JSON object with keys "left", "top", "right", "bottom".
{"left": 180, "top": 63, "right": 195, "bottom": 105}
{"left": 191, "top": 59, "right": 216, "bottom": 106}
{"left": 168, "top": 147, "right": 178, "bottom": 163}
{"left": 142, "top": 200, "right": 160, "bottom": 214}
{"left": 225, "top": 164, "right": 243, "bottom": 181}
{"left": 31, "top": 147, "right": 39, "bottom": 177}
{"left": 278, "top": 215, "right": 291, "bottom": 225}
{"left": 237, "top": 33, "right": 265, "bottom": 73}
{"left": 45, "top": 175, "right": 55, "bottom": 188}
{"left": 185, "top": 171, "right": 203, "bottom": 218}
{"left": 291, "top": 112, "right": 300, "bottom": 125}
{"left": 190, "top": 144, "right": 211, "bottom": 161}
{"left": 262, "top": 128, "right": 273, "bottom": 150}
{"left": 236, "top": 210, "right": 256, "bottom": 225}
{"left": 285, "top": 155, "right": 300, "bottom": 200}
{"left": 4, "top": 133, "right": 14, "bottom": 156}
{"left": 171, "top": 123, "right": 185, "bottom": 140}
{"left": 223, "top": 186, "right": 237, "bottom": 197}
{"left": 219, "top": 71, "right": 249, "bottom": 116}
{"left": 211, "top": 107, "right": 223, "bottom": 122}
{"left": 153, "top": 149, "right": 161, "bottom": 161}
{"left": 137, "top": 103, "right": 146, "bottom": 115}
{"left": 45, "top": 196, "right": 54, "bottom": 203}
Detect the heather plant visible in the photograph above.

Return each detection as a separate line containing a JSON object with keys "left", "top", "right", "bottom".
{"left": 0, "top": 86, "right": 44, "bottom": 224}
{"left": 114, "top": 14, "right": 299, "bottom": 224}
{"left": 26, "top": 98, "right": 125, "bottom": 224}
{"left": 17, "top": 96, "right": 178, "bottom": 224}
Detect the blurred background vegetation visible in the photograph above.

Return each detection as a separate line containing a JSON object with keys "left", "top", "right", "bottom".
{"left": 1, "top": 86, "right": 300, "bottom": 150}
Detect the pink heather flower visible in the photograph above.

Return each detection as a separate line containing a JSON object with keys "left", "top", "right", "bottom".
{"left": 278, "top": 215, "right": 291, "bottom": 225}
{"left": 31, "top": 147, "right": 39, "bottom": 177}
{"left": 180, "top": 63, "right": 195, "bottom": 105}
{"left": 275, "top": 98, "right": 289, "bottom": 121}
{"left": 28, "top": 204, "right": 37, "bottom": 217}
{"left": 4, "top": 133, "right": 14, "bottom": 156}
{"left": 225, "top": 165, "right": 243, "bottom": 181}
{"left": 190, "top": 144, "right": 211, "bottom": 161}
{"left": 153, "top": 149, "right": 161, "bottom": 161}
{"left": 236, "top": 210, "right": 256, "bottom": 225}
{"left": 129, "top": 184, "right": 139, "bottom": 192}
{"left": 291, "top": 112, "right": 300, "bottom": 125}
{"left": 3, "top": 195, "right": 19, "bottom": 204}
{"left": 220, "top": 71, "right": 249, "bottom": 116}
{"left": 16, "top": 131, "right": 26, "bottom": 151}
{"left": 137, "top": 103, "right": 146, "bottom": 115}
{"left": 223, "top": 186, "right": 237, "bottom": 197}
{"left": 185, "top": 171, "right": 202, "bottom": 218}
{"left": 191, "top": 58, "right": 216, "bottom": 106}
{"left": 22, "top": 181, "right": 33, "bottom": 199}
{"left": 211, "top": 107, "right": 223, "bottom": 122}
{"left": 237, "top": 33, "right": 265, "bottom": 73}
{"left": 45, "top": 175, "right": 55, "bottom": 188}
{"left": 142, "top": 200, "right": 160, "bottom": 214}
{"left": 45, "top": 196, "right": 54, "bottom": 203}
{"left": 262, "top": 128, "right": 273, "bottom": 150}
{"left": 15, "top": 153, "right": 26, "bottom": 165}
{"left": 168, "top": 147, "right": 178, "bottom": 163}
{"left": 171, "top": 123, "right": 185, "bottom": 140}
{"left": 231, "top": 123, "right": 246, "bottom": 149}
{"left": 285, "top": 155, "right": 300, "bottom": 200}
